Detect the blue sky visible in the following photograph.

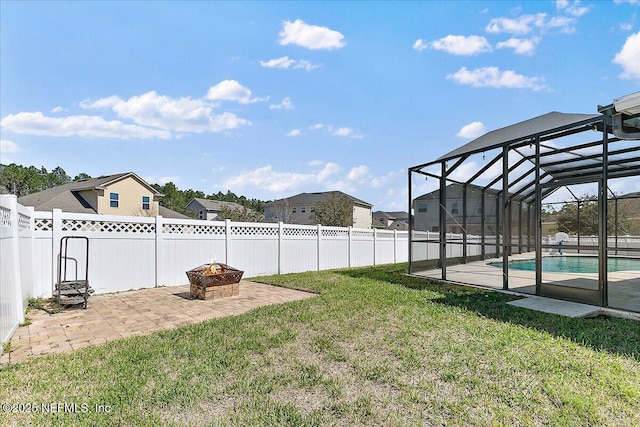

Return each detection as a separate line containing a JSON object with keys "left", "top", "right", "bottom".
{"left": 1, "top": 1, "right": 639, "bottom": 211}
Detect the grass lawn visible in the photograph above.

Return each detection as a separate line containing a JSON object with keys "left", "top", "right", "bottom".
{"left": 1, "top": 264, "right": 639, "bottom": 426}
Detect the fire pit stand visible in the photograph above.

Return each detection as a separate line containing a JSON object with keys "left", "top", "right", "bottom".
{"left": 186, "top": 263, "right": 243, "bottom": 300}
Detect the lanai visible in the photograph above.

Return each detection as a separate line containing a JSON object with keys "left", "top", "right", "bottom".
{"left": 408, "top": 93, "right": 640, "bottom": 313}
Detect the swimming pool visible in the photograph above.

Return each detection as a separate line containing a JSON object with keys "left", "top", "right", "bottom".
{"left": 490, "top": 256, "right": 640, "bottom": 274}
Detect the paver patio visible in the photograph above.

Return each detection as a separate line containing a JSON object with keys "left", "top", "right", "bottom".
{"left": 1, "top": 281, "right": 316, "bottom": 364}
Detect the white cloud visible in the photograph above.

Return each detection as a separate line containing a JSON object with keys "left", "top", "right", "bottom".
{"left": 317, "top": 162, "right": 341, "bottom": 181}
{"left": 1, "top": 139, "right": 18, "bottom": 153}
{"left": 457, "top": 122, "right": 486, "bottom": 138}
{"left": 613, "top": 31, "right": 640, "bottom": 79}
{"left": 447, "top": 66, "right": 547, "bottom": 90}
{"left": 260, "top": 56, "right": 319, "bottom": 71}
{"left": 335, "top": 127, "right": 364, "bottom": 139}
{"left": 286, "top": 129, "right": 301, "bottom": 137}
{"left": 83, "top": 91, "right": 250, "bottom": 133}
{"left": 426, "top": 35, "right": 491, "bottom": 56}
{"left": 333, "top": 127, "right": 358, "bottom": 137}
{"left": 486, "top": 12, "right": 578, "bottom": 35}
{"left": 614, "top": 0, "right": 639, "bottom": 4}
{"left": 0, "top": 112, "right": 172, "bottom": 139}
{"left": 222, "top": 162, "right": 340, "bottom": 193}
{"left": 620, "top": 23, "right": 633, "bottom": 31}
{"left": 546, "top": 16, "right": 578, "bottom": 34}
{"left": 206, "top": 80, "right": 267, "bottom": 104}
{"left": 496, "top": 37, "right": 540, "bottom": 55}
{"left": 556, "top": 0, "right": 591, "bottom": 17}
{"left": 51, "top": 106, "right": 66, "bottom": 113}
{"left": 279, "top": 19, "right": 346, "bottom": 50}
{"left": 269, "top": 97, "right": 294, "bottom": 110}
{"left": 309, "top": 123, "right": 363, "bottom": 138}
{"left": 413, "top": 39, "right": 428, "bottom": 51}
{"left": 347, "top": 165, "right": 369, "bottom": 181}
{"left": 308, "top": 160, "right": 325, "bottom": 167}
{"left": 485, "top": 13, "right": 547, "bottom": 35}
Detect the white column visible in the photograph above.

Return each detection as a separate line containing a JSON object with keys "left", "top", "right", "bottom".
{"left": 51, "top": 208, "right": 63, "bottom": 296}
{"left": 317, "top": 224, "right": 322, "bottom": 271}
{"left": 348, "top": 226, "right": 352, "bottom": 268}
{"left": 225, "top": 219, "right": 232, "bottom": 265}
{"left": 155, "top": 215, "right": 163, "bottom": 287}
{"left": 393, "top": 229, "right": 397, "bottom": 264}
{"left": 278, "top": 222, "right": 284, "bottom": 274}
{"left": 373, "top": 228, "right": 377, "bottom": 266}
{"left": 8, "top": 196, "right": 25, "bottom": 323}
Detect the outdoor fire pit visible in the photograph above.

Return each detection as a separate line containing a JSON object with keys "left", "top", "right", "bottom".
{"left": 186, "top": 262, "right": 244, "bottom": 300}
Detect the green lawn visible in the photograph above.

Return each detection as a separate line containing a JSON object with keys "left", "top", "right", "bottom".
{"left": 1, "top": 264, "right": 639, "bottom": 426}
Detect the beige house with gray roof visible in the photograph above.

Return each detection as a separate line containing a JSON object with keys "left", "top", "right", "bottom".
{"left": 264, "top": 191, "right": 373, "bottom": 227}
{"left": 18, "top": 172, "right": 188, "bottom": 218}
{"left": 185, "top": 198, "right": 247, "bottom": 220}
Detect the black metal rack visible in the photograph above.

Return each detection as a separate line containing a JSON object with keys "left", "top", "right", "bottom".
{"left": 56, "top": 236, "right": 93, "bottom": 309}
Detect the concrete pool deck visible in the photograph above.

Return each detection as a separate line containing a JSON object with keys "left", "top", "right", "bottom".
{"left": 413, "top": 252, "right": 640, "bottom": 317}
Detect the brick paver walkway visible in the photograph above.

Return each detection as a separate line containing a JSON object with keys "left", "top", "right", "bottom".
{"left": 1, "top": 281, "right": 316, "bottom": 364}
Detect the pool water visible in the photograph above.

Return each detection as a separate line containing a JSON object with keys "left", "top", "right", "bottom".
{"left": 490, "top": 256, "right": 640, "bottom": 274}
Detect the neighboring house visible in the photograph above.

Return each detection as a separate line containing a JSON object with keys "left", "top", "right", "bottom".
{"left": 185, "top": 198, "right": 247, "bottom": 220}
{"left": 17, "top": 172, "right": 189, "bottom": 218}
{"left": 372, "top": 211, "right": 409, "bottom": 230}
{"left": 413, "top": 183, "right": 503, "bottom": 234}
{"left": 264, "top": 191, "right": 373, "bottom": 228}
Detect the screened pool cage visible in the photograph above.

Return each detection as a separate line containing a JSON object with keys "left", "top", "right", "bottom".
{"left": 408, "top": 93, "right": 640, "bottom": 313}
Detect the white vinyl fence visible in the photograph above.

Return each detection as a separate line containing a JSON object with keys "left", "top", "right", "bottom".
{"left": 0, "top": 196, "right": 409, "bottom": 345}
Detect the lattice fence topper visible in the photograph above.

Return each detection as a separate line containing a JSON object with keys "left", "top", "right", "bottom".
{"left": 18, "top": 213, "right": 31, "bottom": 230}
{"left": 231, "top": 225, "right": 279, "bottom": 236}
{"left": 163, "top": 223, "right": 225, "bottom": 235}
{"left": 62, "top": 219, "right": 156, "bottom": 233}
{"left": 34, "top": 218, "right": 52, "bottom": 231}
{"left": 352, "top": 230, "right": 374, "bottom": 238}
{"left": 283, "top": 227, "right": 318, "bottom": 237}
{"left": 377, "top": 231, "right": 396, "bottom": 239}
{"left": 322, "top": 228, "right": 349, "bottom": 238}
{"left": 0, "top": 206, "right": 11, "bottom": 227}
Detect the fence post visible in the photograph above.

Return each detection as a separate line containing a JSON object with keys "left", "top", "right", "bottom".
{"left": 317, "top": 224, "right": 322, "bottom": 271}
{"left": 225, "top": 219, "right": 232, "bottom": 265}
{"left": 155, "top": 215, "right": 163, "bottom": 287}
{"left": 278, "top": 222, "right": 284, "bottom": 274}
{"left": 8, "top": 196, "right": 25, "bottom": 324}
{"left": 394, "top": 229, "right": 397, "bottom": 264}
{"left": 51, "top": 208, "right": 63, "bottom": 296}
{"left": 348, "top": 226, "right": 352, "bottom": 268}
{"left": 373, "top": 228, "right": 377, "bottom": 266}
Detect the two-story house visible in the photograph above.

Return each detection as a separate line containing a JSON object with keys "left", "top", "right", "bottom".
{"left": 413, "top": 183, "right": 503, "bottom": 234}
{"left": 17, "top": 172, "right": 188, "bottom": 218}
{"left": 185, "top": 198, "right": 248, "bottom": 220}
{"left": 372, "top": 211, "right": 409, "bottom": 230}
{"left": 264, "top": 191, "right": 373, "bottom": 228}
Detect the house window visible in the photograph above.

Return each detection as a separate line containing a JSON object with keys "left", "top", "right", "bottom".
{"left": 301, "top": 207, "right": 306, "bottom": 213}
{"left": 292, "top": 207, "right": 297, "bottom": 213}
{"left": 451, "top": 202, "right": 459, "bottom": 215}
{"left": 417, "top": 202, "right": 427, "bottom": 213}
{"left": 199, "top": 210, "right": 204, "bottom": 219}
{"left": 109, "top": 192, "right": 119, "bottom": 208}
{"left": 142, "top": 196, "right": 150, "bottom": 210}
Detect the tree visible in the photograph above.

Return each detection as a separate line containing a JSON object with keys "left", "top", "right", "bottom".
{"left": 74, "top": 173, "right": 92, "bottom": 181}
{"left": 216, "top": 206, "right": 264, "bottom": 222}
{"left": 554, "top": 194, "right": 633, "bottom": 235}
{"left": 310, "top": 193, "right": 354, "bottom": 227}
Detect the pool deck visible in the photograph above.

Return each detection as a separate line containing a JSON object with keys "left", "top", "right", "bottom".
{"left": 413, "top": 252, "right": 640, "bottom": 316}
